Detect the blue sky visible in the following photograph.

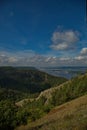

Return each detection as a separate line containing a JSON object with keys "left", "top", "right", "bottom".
{"left": 0, "top": 0, "right": 87, "bottom": 66}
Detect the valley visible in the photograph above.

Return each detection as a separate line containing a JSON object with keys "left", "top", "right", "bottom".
{"left": 0, "top": 66, "right": 87, "bottom": 130}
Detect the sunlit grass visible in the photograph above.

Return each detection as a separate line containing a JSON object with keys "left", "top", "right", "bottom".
{"left": 15, "top": 94, "right": 87, "bottom": 130}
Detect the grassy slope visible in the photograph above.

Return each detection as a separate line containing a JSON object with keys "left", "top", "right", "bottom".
{"left": 16, "top": 94, "right": 87, "bottom": 130}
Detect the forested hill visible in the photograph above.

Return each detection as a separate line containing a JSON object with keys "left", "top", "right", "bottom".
{"left": 0, "top": 66, "right": 67, "bottom": 94}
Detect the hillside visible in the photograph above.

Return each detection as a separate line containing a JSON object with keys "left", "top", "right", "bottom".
{"left": 0, "top": 68, "right": 87, "bottom": 130}
{"left": 0, "top": 66, "right": 67, "bottom": 130}
{"left": 36, "top": 80, "right": 70, "bottom": 104}
{"left": 15, "top": 72, "right": 87, "bottom": 130}
{"left": 0, "top": 66, "right": 67, "bottom": 94}
{"left": 0, "top": 87, "right": 29, "bottom": 101}
{"left": 16, "top": 94, "right": 87, "bottom": 130}
{"left": 36, "top": 73, "right": 87, "bottom": 105}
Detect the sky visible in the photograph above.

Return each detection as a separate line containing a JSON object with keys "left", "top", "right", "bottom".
{"left": 0, "top": 0, "right": 87, "bottom": 67}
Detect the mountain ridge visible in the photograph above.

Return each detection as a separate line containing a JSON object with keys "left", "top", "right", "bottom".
{"left": 36, "top": 73, "right": 87, "bottom": 104}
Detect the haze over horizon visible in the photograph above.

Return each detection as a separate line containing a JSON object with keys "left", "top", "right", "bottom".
{"left": 0, "top": 0, "right": 87, "bottom": 67}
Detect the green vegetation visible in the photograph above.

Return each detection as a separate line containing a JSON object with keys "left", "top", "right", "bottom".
{"left": 16, "top": 94, "right": 87, "bottom": 130}
{"left": 0, "top": 67, "right": 87, "bottom": 130}
{"left": 38, "top": 94, "right": 87, "bottom": 130}
{"left": 0, "top": 97, "right": 53, "bottom": 130}
{"left": 15, "top": 73, "right": 87, "bottom": 130}
{"left": 0, "top": 87, "right": 29, "bottom": 102}
{"left": 0, "top": 66, "right": 67, "bottom": 94}
{"left": 0, "top": 66, "right": 67, "bottom": 130}
{"left": 0, "top": 100, "right": 17, "bottom": 130}
{"left": 50, "top": 73, "right": 87, "bottom": 106}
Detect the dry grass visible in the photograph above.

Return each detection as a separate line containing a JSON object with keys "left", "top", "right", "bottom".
{"left": 15, "top": 94, "right": 87, "bottom": 130}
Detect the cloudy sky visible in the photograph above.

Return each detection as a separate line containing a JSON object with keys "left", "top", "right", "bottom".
{"left": 0, "top": 0, "right": 87, "bottom": 67}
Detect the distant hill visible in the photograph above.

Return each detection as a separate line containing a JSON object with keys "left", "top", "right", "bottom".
{"left": 0, "top": 66, "right": 67, "bottom": 95}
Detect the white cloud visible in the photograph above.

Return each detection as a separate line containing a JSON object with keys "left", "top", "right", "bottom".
{"left": 80, "top": 48, "right": 87, "bottom": 55}
{"left": 59, "top": 57, "right": 71, "bottom": 61}
{"left": 51, "top": 42, "right": 68, "bottom": 50}
{"left": 45, "top": 57, "right": 56, "bottom": 62}
{"left": 0, "top": 49, "right": 87, "bottom": 67}
{"left": 74, "top": 56, "right": 85, "bottom": 60}
{"left": 50, "top": 29, "right": 79, "bottom": 50}
{"left": 8, "top": 57, "right": 18, "bottom": 63}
